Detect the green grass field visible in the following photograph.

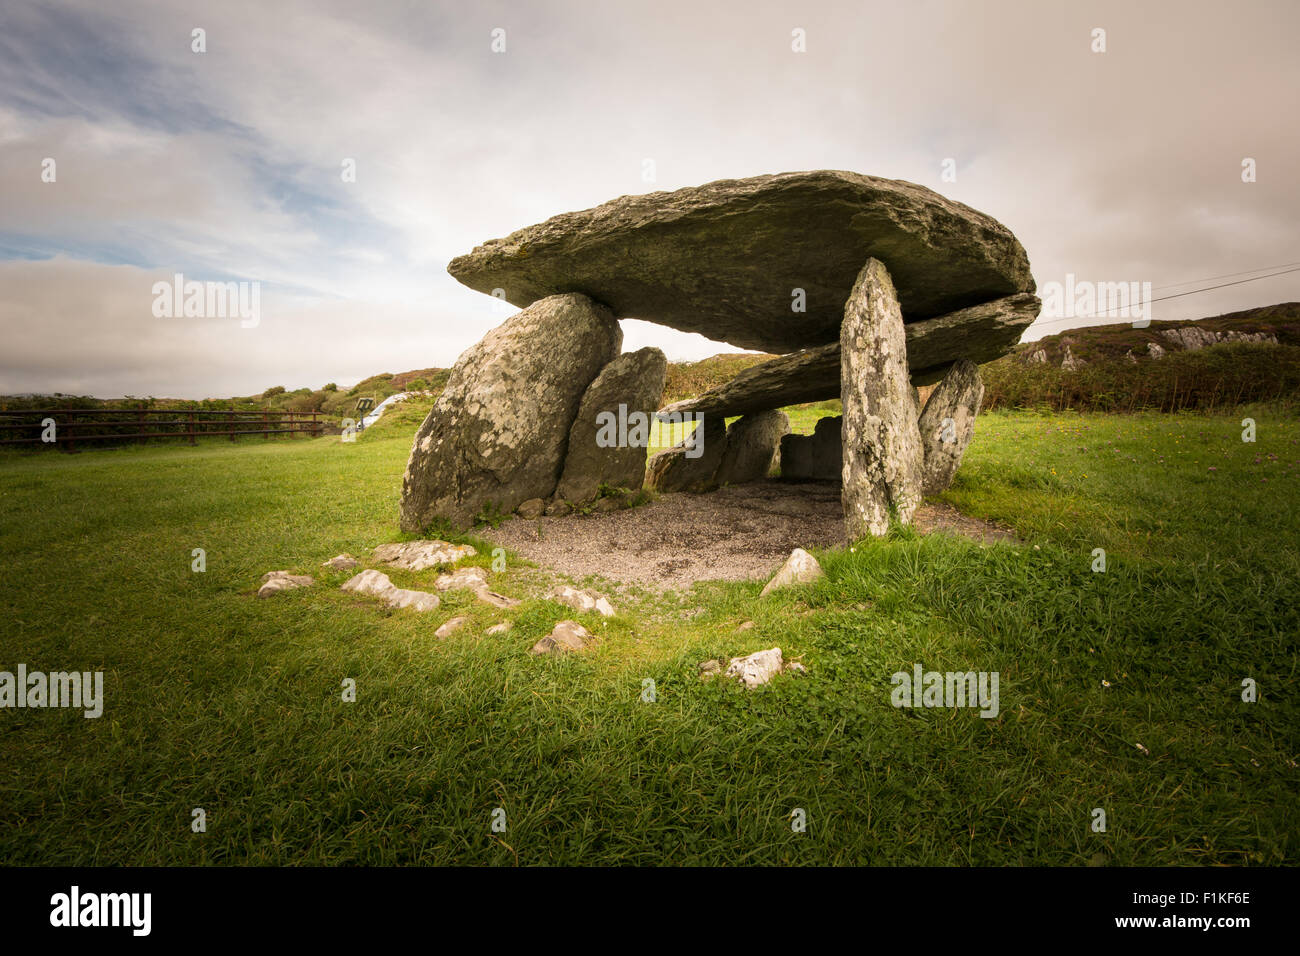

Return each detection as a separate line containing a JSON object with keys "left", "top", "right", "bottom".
{"left": 1, "top": 407, "right": 1296, "bottom": 865}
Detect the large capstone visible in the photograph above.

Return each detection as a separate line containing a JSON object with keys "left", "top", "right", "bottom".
{"left": 918, "top": 359, "right": 985, "bottom": 495}
{"left": 448, "top": 171, "right": 1035, "bottom": 354}
{"left": 400, "top": 293, "right": 621, "bottom": 531}
{"left": 656, "top": 293, "right": 1039, "bottom": 420}
{"left": 841, "top": 259, "right": 923, "bottom": 538}
{"left": 555, "top": 347, "right": 668, "bottom": 505}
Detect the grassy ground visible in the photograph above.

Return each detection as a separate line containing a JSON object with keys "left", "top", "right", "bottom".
{"left": 0, "top": 408, "right": 1296, "bottom": 865}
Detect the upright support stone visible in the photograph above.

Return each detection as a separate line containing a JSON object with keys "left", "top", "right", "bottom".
{"left": 400, "top": 293, "right": 621, "bottom": 531}
{"left": 918, "top": 358, "right": 984, "bottom": 494}
{"left": 555, "top": 347, "right": 668, "bottom": 505}
{"left": 840, "top": 258, "right": 923, "bottom": 538}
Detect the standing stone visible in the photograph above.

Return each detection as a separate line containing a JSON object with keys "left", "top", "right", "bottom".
{"left": 400, "top": 293, "right": 621, "bottom": 531}
{"left": 779, "top": 416, "right": 842, "bottom": 481}
{"left": 918, "top": 359, "right": 985, "bottom": 495}
{"left": 555, "top": 347, "right": 668, "bottom": 505}
{"left": 840, "top": 259, "right": 923, "bottom": 538}
{"left": 714, "top": 410, "right": 791, "bottom": 486}
{"left": 644, "top": 416, "right": 726, "bottom": 493}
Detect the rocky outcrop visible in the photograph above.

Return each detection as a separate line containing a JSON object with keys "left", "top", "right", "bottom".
{"left": 555, "top": 347, "right": 668, "bottom": 504}
{"left": 655, "top": 293, "right": 1039, "bottom": 419}
{"left": 400, "top": 294, "right": 622, "bottom": 531}
{"left": 840, "top": 259, "right": 923, "bottom": 538}
{"left": 644, "top": 416, "right": 726, "bottom": 493}
{"left": 714, "top": 410, "right": 791, "bottom": 486}
{"left": 448, "top": 171, "right": 1035, "bottom": 354}
{"left": 779, "top": 416, "right": 842, "bottom": 481}
{"left": 1160, "top": 326, "right": 1277, "bottom": 350}
{"left": 917, "top": 359, "right": 984, "bottom": 495}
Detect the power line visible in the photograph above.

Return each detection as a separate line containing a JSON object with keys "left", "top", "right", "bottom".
{"left": 1026, "top": 264, "right": 1300, "bottom": 331}
{"left": 1151, "top": 260, "right": 1300, "bottom": 291}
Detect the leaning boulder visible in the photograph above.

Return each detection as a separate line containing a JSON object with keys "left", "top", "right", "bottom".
{"left": 840, "top": 259, "right": 923, "bottom": 538}
{"left": 917, "top": 359, "right": 984, "bottom": 495}
{"left": 644, "top": 416, "right": 726, "bottom": 493}
{"left": 556, "top": 347, "right": 668, "bottom": 505}
{"left": 400, "top": 293, "right": 622, "bottom": 531}
{"left": 714, "top": 410, "right": 791, "bottom": 486}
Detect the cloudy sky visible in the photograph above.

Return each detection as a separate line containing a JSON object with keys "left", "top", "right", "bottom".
{"left": 2, "top": 0, "right": 1297, "bottom": 398}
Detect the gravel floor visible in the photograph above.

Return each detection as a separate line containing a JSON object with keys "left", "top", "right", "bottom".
{"left": 485, "top": 480, "right": 1015, "bottom": 590}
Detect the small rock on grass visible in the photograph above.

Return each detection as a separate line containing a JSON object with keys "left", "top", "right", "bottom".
{"left": 487, "top": 622, "right": 513, "bottom": 635}
{"left": 530, "top": 620, "right": 592, "bottom": 655}
{"left": 551, "top": 585, "right": 615, "bottom": 617}
{"left": 435, "top": 616, "right": 468, "bottom": 638}
{"left": 341, "top": 569, "right": 439, "bottom": 612}
{"left": 517, "top": 498, "right": 546, "bottom": 519}
{"left": 258, "top": 571, "right": 314, "bottom": 598}
{"left": 435, "top": 567, "right": 489, "bottom": 591}
{"left": 372, "top": 540, "right": 477, "bottom": 571}
{"left": 720, "top": 647, "right": 806, "bottom": 687}
{"left": 759, "top": 548, "right": 824, "bottom": 598}
{"left": 322, "top": 554, "right": 359, "bottom": 571}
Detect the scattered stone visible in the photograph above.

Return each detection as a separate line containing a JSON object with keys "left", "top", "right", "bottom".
{"left": 656, "top": 294, "right": 1040, "bottom": 419}
{"left": 550, "top": 585, "right": 616, "bottom": 617}
{"left": 1029, "top": 348, "right": 1048, "bottom": 364}
{"left": 645, "top": 416, "right": 726, "bottom": 493}
{"left": 399, "top": 293, "right": 622, "bottom": 531}
{"left": 736, "top": 621, "right": 755, "bottom": 632}
{"left": 475, "top": 588, "right": 521, "bottom": 609}
{"left": 555, "top": 347, "right": 669, "bottom": 504}
{"left": 530, "top": 619, "right": 593, "bottom": 655}
{"left": 434, "top": 566, "right": 489, "bottom": 591}
{"left": 447, "top": 170, "right": 1035, "bottom": 355}
{"left": 714, "top": 410, "right": 791, "bottom": 486}
{"left": 517, "top": 498, "right": 546, "bottom": 519}
{"left": 780, "top": 416, "right": 842, "bottom": 480}
{"left": 1060, "top": 343, "right": 1082, "bottom": 370}
{"left": 545, "top": 499, "right": 572, "bottom": 517}
{"left": 698, "top": 659, "right": 722, "bottom": 677}
{"left": 760, "top": 548, "right": 825, "bottom": 598}
{"left": 373, "top": 540, "right": 477, "bottom": 571}
{"left": 341, "top": 569, "right": 440, "bottom": 612}
{"left": 1147, "top": 341, "right": 1166, "bottom": 359}
{"left": 840, "top": 258, "right": 924, "bottom": 538}
{"left": 486, "top": 621, "right": 513, "bottom": 635}
{"left": 785, "top": 661, "right": 808, "bottom": 676}
{"left": 257, "top": 571, "right": 314, "bottom": 598}
{"left": 321, "top": 554, "right": 359, "bottom": 571}
{"left": 724, "top": 647, "right": 785, "bottom": 688}
{"left": 917, "top": 359, "right": 985, "bottom": 495}
{"left": 591, "top": 495, "right": 624, "bottom": 513}
{"left": 435, "top": 616, "right": 468, "bottom": 638}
